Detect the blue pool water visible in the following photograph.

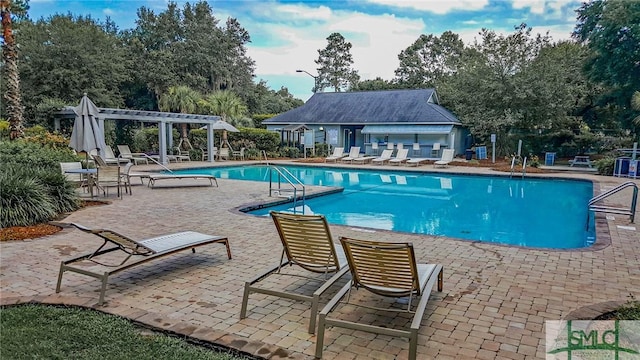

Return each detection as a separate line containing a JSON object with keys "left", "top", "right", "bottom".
{"left": 174, "top": 165, "right": 596, "bottom": 249}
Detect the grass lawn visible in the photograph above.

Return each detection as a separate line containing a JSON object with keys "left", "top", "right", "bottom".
{"left": 0, "top": 304, "right": 253, "bottom": 360}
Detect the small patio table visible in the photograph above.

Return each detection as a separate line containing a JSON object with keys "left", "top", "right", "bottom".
{"left": 570, "top": 156, "right": 592, "bottom": 168}
{"left": 64, "top": 168, "right": 97, "bottom": 197}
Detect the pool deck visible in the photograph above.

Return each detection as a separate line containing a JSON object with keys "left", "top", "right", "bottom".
{"left": 1, "top": 160, "right": 638, "bottom": 359}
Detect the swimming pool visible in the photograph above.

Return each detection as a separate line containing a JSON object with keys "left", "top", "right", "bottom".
{"left": 174, "top": 165, "right": 596, "bottom": 249}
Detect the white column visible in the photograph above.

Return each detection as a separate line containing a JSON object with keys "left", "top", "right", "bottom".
{"left": 159, "top": 121, "right": 168, "bottom": 165}
{"left": 207, "top": 124, "right": 215, "bottom": 162}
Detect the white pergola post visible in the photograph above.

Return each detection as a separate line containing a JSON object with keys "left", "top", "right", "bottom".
{"left": 207, "top": 124, "right": 215, "bottom": 162}
{"left": 158, "top": 121, "right": 168, "bottom": 165}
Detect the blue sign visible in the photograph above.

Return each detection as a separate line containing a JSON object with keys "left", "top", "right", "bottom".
{"left": 475, "top": 146, "right": 487, "bottom": 160}
{"left": 629, "top": 160, "right": 638, "bottom": 178}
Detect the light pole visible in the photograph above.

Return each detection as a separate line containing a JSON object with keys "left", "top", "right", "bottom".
{"left": 296, "top": 69, "right": 319, "bottom": 93}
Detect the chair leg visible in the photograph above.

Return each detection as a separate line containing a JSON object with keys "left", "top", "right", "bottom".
{"left": 315, "top": 312, "right": 327, "bottom": 359}
{"left": 239, "top": 282, "right": 252, "bottom": 319}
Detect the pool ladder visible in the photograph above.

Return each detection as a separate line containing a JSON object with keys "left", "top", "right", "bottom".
{"left": 509, "top": 156, "right": 527, "bottom": 179}
{"left": 587, "top": 181, "right": 638, "bottom": 226}
{"left": 268, "top": 166, "right": 306, "bottom": 210}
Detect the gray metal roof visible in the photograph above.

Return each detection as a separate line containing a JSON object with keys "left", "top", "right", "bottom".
{"left": 264, "top": 89, "right": 461, "bottom": 125}
{"left": 58, "top": 106, "right": 221, "bottom": 124}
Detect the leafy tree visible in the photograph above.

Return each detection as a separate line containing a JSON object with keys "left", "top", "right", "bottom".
{"left": 440, "top": 24, "right": 569, "bottom": 155}
{"left": 350, "top": 77, "right": 401, "bottom": 91}
{"left": 315, "top": 33, "right": 360, "bottom": 92}
{"left": 128, "top": 1, "right": 255, "bottom": 103}
{"left": 158, "top": 85, "right": 201, "bottom": 148}
{"left": 1, "top": 0, "right": 28, "bottom": 139}
{"left": 394, "top": 31, "right": 465, "bottom": 89}
{"left": 573, "top": 0, "right": 640, "bottom": 134}
{"left": 16, "top": 14, "right": 130, "bottom": 125}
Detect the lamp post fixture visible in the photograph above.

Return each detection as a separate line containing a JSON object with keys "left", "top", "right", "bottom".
{"left": 296, "top": 69, "right": 319, "bottom": 93}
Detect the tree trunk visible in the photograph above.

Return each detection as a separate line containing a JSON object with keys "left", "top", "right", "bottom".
{"left": 1, "top": 0, "right": 24, "bottom": 140}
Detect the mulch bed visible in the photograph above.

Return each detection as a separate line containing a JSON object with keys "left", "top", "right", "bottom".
{"left": 0, "top": 200, "right": 106, "bottom": 242}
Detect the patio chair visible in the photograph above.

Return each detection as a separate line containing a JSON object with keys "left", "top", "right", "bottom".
{"left": 315, "top": 237, "right": 444, "bottom": 360}
{"left": 371, "top": 149, "right": 394, "bottom": 165}
{"left": 240, "top": 211, "right": 349, "bottom": 334}
{"left": 201, "top": 147, "right": 218, "bottom": 161}
{"left": 173, "top": 147, "right": 191, "bottom": 162}
{"left": 55, "top": 222, "right": 231, "bottom": 305}
{"left": 325, "top": 147, "right": 346, "bottom": 162}
{"left": 117, "top": 145, "right": 148, "bottom": 165}
{"left": 389, "top": 148, "right": 409, "bottom": 165}
{"left": 60, "top": 162, "right": 86, "bottom": 188}
{"left": 431, "top": 143, "right": 441, "bottom": 158}
{"left": 231, "top": 147, "right": 245, "bottom": 160}
{"left": 352, "top": 155, "right": 377, "bottom": 164}
{"left": 95, "top": 163, "right": 123, "bottom": 199}
{"left": 218, "top": 147, "right": 230, "bottom": 160}
{"left": 434, "top": 148, "right": 455, "bottom": 168}
{"left": 406, "top": 157, "right": 430, "bottom": 167}
{"left": 340, "top": 146, "right": 361, "bottom": 163}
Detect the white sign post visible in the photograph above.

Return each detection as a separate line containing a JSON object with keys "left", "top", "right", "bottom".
{"left": 490, "top": 134, "right": 496, "bottom": 163}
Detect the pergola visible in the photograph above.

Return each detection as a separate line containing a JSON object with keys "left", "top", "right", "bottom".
{"left": 56, "top": 107, "right": 221, "bottom": 164}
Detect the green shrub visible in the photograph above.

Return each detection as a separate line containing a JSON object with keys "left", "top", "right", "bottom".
{"left": 228, "top": 128, "right": 280, "bottom": 152}
{"left": 315, "top": 143, "right": 329, "bottom": 157}
{"left": 594, "top": 157, "right": 615, "bottom": 176}
{"left": 0, "top": 141, "right": 82, "bottom": 227}
{"left": 0, "top": 140, "right": 80, "bottom": 172}
{"left": 279, "top": 146, "right": 300, "bottom": 158}
{"left": 0, "top": 167, "right": 57, "bottom": 227}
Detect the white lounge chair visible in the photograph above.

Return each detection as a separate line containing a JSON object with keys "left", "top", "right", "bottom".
{"left": 117, "top": 145, "right": 148, "bottom": 165}
{"left": 352, "top": 155, "right": 377, "bottom": 164}
{"left": 340, "top": 147, "right": 361, "bottom": 163}
{"left": 371, "top": 149, "right": 394, "bottom": 165}
{"left": 55, "top": 223, "right": 231, "bottom": 305}
{"left": 389, "top": 148, "right": 409, "bottom": 165}
{"left": 325, "top": 147, "right": 346, "bottom": 162}
{"left": 434, "top": 148, "right": 455, "bottom": 168}
{"left": 406, "top": 157, "right": 429, "bottom": 167}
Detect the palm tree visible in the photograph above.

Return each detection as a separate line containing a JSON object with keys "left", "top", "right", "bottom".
{"left": 1, "top": 0, "right": 27, "bottom": 140}
{"left": 199, "top": 90, "right": 248, "bottom": 149}
{"left": 199, "top": 90, "right": 248, "bottom": 123}
{"left": 158, "top": 86, "right": 201, "bottom": 149}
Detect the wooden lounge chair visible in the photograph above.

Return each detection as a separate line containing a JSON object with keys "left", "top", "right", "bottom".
{"left": 55, "top": 223, "right": 232, "bottom": 305}
{"left": 240, "top": 211, "right": 349, "bottom": 334}
{"left": 316, "top": 237, "right": 444, "bottom": 360}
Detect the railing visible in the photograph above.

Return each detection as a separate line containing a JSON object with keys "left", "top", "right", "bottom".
{"left": 509, "top": 156, "right": 527, "bottom": 179}
{"left": 261, "top": 150, "right": 269, "bottom": 165}
{"left": 587, "top": 181, "right": 638, "bottom": 224}
{"left": 269, "top": 166, "right": 305, "bottom": 211}
{"left": 142, "top": 154, "right": 173, "bottom": 173}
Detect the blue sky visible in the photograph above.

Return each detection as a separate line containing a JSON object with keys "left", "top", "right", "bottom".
{"left": 29, "top": 0, "right": 582, "bottom": 101}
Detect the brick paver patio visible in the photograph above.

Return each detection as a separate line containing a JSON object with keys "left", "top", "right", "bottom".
{"left": 1, "top": 161, "right": 638, "bottom": 359}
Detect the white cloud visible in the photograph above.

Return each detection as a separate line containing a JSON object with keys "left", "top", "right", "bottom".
{"left": 244, "top": 3, "right": 426, "bottom": 82}
{"left": 103, "top": 8, "right": 115, "bottom": 16}
{"left": 512, "top": 0, "right": 546, "bottom": 14}
{"left": 366, "top": 0, "right": 489, "bottom": 14}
